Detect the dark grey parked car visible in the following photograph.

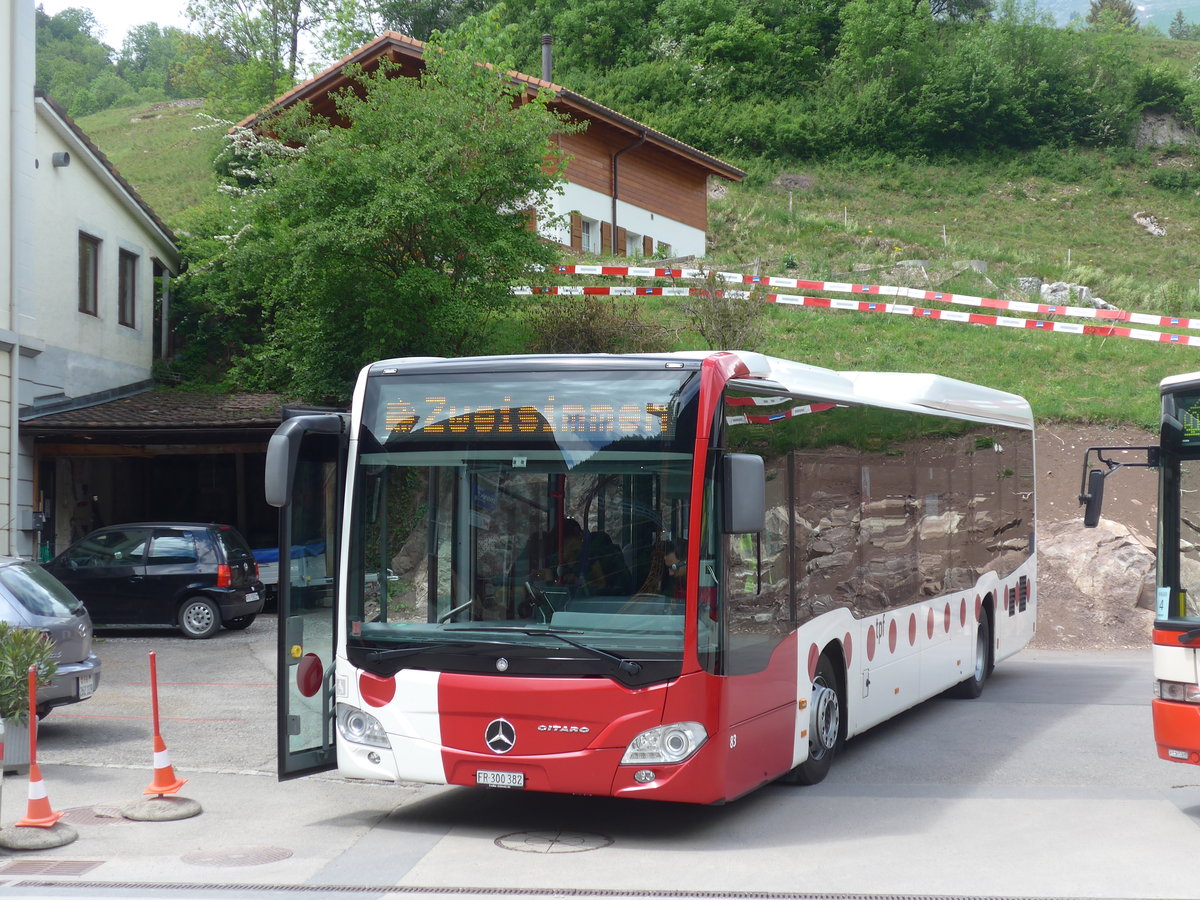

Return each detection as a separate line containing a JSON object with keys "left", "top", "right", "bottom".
{"left": 44, "top": 523, "right": 265, "bottom": 639}
{"left": 0, "top": 557, "right": 101, "bottom": 717}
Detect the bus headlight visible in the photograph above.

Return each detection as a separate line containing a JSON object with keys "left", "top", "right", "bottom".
{"left": 336, "top": 702, "right": 391, "bottom": 748}
{"left": 621, "top": 722, "right": 707, "bottom": 765}
{"left": 1156, "top": 681, "right": 1200, "bottom": 704}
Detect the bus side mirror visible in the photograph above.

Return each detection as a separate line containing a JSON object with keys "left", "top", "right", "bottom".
{"left": 265, "top": 413, "right": 346, "bottom": 508}
{"left": 723, "top": 453, "right": 765, "bottom": 534}
{"left": 1081, "top": 468, "right": 1105, "bottom": 528}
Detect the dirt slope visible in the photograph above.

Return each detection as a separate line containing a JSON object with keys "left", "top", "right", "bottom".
{"left": 1033, "top": 423, "right": 1158, "bottom": 650}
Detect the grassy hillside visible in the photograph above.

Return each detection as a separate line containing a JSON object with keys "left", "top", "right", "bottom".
{"left": 77, "top": 99, "right": 1200, "bottom": 429}
{"left": 76, "top": 99, "right": 225, "bottom": 223}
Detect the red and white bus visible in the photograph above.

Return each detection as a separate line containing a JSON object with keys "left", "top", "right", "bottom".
{"left": 266, "top": 351, "right": 1036, "bottom": 804}
{"left": 1082, "top": 371, "right": 1200, "bottom": 766}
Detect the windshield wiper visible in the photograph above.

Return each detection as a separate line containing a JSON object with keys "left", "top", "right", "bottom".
{"left": 523, "top": 628, "right": 643, "bottom": 676}
{"left": 441, "top": 628, "right": 648, "bottom": 676}
{"left": 362, "top": 641, "right": 475, "bottom": 662}
{"left": 362, "top": 626, "right": 643, "bottom": 676}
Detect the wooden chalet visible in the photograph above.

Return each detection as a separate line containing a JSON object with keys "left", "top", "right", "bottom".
{"left": 237, "top": 32, "right": 745, "bottom": 258}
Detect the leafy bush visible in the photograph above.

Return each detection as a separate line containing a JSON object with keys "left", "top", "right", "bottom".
{"left": 527, "top": 296, "right": 674, "bottom": 354}
{"left": 0, "top": 622, "right": 57, "bottom": 724}
{"left": 1134, "top": 64, "right": 1189, "bottom": 113}
{"left": 1148, "top": 167, "right": 1198, "bottom": 192}
{"left": 680, "top": 271, "right": 769, "bottom": 350}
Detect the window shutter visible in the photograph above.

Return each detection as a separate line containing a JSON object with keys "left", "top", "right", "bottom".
{"left": 643, "top": 235, "right": 653, "bottom": 256}
{"left": 570, "top": 214, "right": 582, "bottom": 252}
{"left": 615, "top": 227, "right": 627, "bottom": 257}
{"left": 601, "top": 221, "right": 612, "bottom": 255}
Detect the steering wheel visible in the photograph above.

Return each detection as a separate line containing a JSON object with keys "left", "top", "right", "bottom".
{"left": 524, "top": 580, "right": 556, "bottom": 624}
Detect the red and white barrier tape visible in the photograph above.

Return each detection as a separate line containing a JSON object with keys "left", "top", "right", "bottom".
{"left": 514, "top": 284, "right": 1200, "bottom": 347}
{"left": 537, "top": 265, "right": 1200, "bottom": 332}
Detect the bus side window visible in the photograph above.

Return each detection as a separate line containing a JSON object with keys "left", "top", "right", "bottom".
{"left": 722, "top": 455, "right": 785, "bottom": 677}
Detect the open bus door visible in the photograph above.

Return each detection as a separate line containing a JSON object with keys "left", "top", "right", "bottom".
{"left": 266, "top": 411, "right": 349, "bottom": 780}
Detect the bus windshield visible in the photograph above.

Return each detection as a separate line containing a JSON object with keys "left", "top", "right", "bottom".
{"left": 1162, "top": 388, "right": 1200, "bottom": 625}
{"left": 345, "top": 368, "right": 700, "bottom": 686}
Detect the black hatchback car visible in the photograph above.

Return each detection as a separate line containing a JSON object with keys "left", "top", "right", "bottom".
{"left": 44, "top": 523, "right": 265, "bottom": 639}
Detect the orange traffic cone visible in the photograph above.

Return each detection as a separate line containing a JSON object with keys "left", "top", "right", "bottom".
{"left": 16, "top": 762, "right": 65, "bottom": 829}
{"left": 144, "top": 732, "right": 186, "bottom": 796}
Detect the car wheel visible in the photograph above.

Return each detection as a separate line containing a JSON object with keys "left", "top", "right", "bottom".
{"left": 179, "top": 597, "right": 221, "bottom": 639}
{"left": 224, "top": 614, "right": 256, "bottom": 630}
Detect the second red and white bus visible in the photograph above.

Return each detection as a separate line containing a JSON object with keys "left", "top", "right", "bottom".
{"left": 267, "top": 351, "right": 1037, "bottom": 803}
{"left": 1082, "top": 371, "right": 1200, "bottom": 767}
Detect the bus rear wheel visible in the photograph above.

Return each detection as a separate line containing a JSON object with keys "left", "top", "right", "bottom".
{"left": 951, "top": 612, "right": 991, "bottom": 699}
{"left": 780, "top": 653, "right": 842, "bottom": 786}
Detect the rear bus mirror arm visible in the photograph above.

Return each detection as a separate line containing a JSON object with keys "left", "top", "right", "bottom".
{"left": 265, "top": 413, "right": 349, "bottom": 508}
{"left": 1078, "top": 445, "right": 1159, "bottom": 528}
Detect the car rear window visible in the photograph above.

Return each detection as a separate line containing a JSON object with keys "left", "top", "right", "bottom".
{"left": 216, "top": 528, "right": 254, "bottom": 564}
{"left": 6, "top": 563, "right": 85, "bottom": 617}
{"left": 148, "top": 531, "right": 199, "bottom": 565}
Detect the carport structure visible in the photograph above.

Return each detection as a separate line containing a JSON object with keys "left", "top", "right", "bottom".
{"left": 20, "top": 387, "right": 289, "bottom": 559}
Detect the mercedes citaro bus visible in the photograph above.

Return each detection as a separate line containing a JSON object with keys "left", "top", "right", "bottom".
{"left": 267, "top": 351, "right": 1036, "bottom": 804}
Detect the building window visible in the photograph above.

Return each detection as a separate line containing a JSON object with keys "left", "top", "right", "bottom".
{"left": 625, "top": 231, "right": 643, "bottom": 257}
{"left": 78, "top": 232, "right": 100, "bottom": 316}
{"left": 580, "top": 218, "right": 597, "bottom": 254}
{"left": 118, "top": 249, "right": 137, "bottom": 328}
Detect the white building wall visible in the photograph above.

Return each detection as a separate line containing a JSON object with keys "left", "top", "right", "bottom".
{"left": 546, "top": 182, "right": 707, "bottom": 259}
{"left": 4, "top": 0, "right": 36, "bottom": 557}
{"left": 30, "top": 102, "right": 167, "bottom": 399}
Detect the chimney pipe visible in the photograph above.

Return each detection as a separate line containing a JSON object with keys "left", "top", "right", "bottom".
{"left": 541, "top": 34, "right": 553, "bottom": 83}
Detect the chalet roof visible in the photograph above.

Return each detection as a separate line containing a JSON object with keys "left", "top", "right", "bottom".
{"left": 21, "top": 389, "right": 292, "bottom": 445}
{"left": 237, "top": 31, "right": 745, "bottom": 183}
{"left": 34, "top": 91, "right": 181, "bottom": 272}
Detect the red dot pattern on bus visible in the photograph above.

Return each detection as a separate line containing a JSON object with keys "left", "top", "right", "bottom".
{"left": 818, "top": 592, "right": 991, "bottom": 685}
{"left": 359, "top": 671, "right": 397, "bottom": 707}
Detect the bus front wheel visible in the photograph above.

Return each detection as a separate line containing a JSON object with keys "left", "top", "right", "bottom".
{"left": 780, "top": 653, "right": 842, "bottom": 786}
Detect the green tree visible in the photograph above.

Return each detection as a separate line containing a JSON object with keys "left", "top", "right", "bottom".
{"left": 1086, "top": 0, "right": 1139, "bottom": 29}
{"left": 185, "top": 0, "right": 320, "bottom": 89}
{"left": 175, "top": 51, "right": 581, "bottom": 402}
{"left": 1168, "top": 10, "right": 1200, "bottom": 40}
{"left": 118, "top": 24, "right": 191, "bottom": 98}
{"left": 34, "top": 6, "right": 125, "bottom": 115}
{"left": 926, "top": 0, "right": 992, "bottom": 19}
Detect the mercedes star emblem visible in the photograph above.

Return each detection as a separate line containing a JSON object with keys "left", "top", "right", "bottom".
{"left": 485, "top": 718, "right": 516, "bottom": 754}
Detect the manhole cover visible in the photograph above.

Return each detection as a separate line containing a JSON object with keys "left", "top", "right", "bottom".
{"left": 181, "top": 846, "right": 293, "bottom": 867}
{"left": 494, "top": 830, "right": 613, "bottom": 853}
{"left": 60, "top": 806, "right": 133, "bottom": 826}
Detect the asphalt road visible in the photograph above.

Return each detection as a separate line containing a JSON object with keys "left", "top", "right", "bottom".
{"left": 7, "top": 620, "right": 1199, "bottom": 900}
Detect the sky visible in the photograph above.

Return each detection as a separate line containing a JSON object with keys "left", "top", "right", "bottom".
{"left": 36, "top": 0, "right": 191, "bottom": 50}
{"left": 32, "top": 0, "right": 1200, "bottom": 52}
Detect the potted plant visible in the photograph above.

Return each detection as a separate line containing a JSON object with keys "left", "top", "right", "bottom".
{"left": 0, "top": 622, "right": 57, "bottom": 767}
